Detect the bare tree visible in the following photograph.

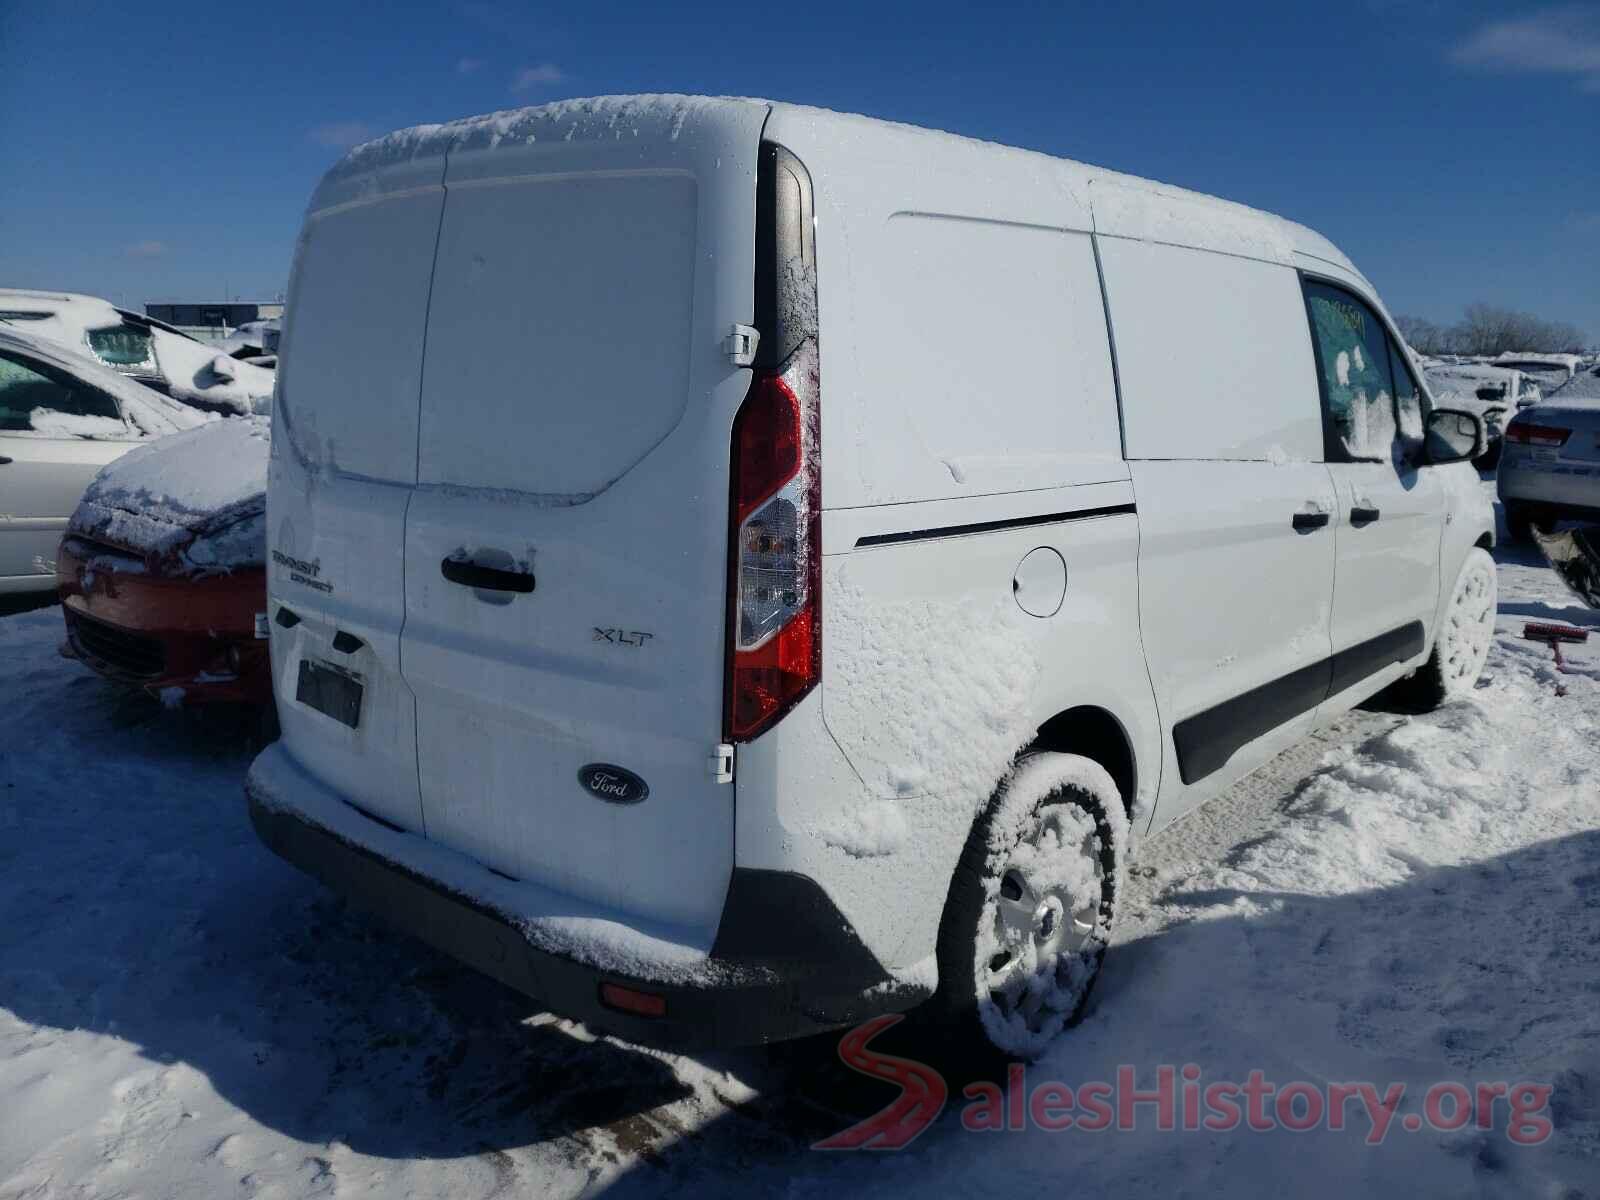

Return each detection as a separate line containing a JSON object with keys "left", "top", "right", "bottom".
{"left": 1450, "top": 303, "right": 1591, "bottom": 354}
{"left": 1394, "top": 314, "right": 1447, "bottom": 355}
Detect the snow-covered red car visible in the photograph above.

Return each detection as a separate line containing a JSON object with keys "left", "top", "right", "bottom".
{"left": 58, "top": 416, "right": 271, "bottom": 706}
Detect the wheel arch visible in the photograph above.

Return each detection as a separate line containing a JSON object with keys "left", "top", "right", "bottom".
{"left": 1026, "top": 705, "right": 1138, "bottom": 823}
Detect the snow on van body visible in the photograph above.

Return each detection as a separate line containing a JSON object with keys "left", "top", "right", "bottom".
{"left": 250, "top": 97, "right": 1493, "bottom": 1048}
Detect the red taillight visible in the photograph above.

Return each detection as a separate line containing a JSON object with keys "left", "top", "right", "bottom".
{"left": 725, "top": 342, "right": 821, "bottom": 743}
{"left": 1506, "top": 423, "right": 1570, "bottom": 448}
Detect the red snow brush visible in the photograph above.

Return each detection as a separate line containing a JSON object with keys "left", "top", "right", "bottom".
{"left": 1523, "top": 622, "right": 1589, "bottom": 695}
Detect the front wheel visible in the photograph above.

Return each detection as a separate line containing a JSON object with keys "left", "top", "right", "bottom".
{"left": 921, "top": 752, "right": 1126, "bottom": 1065}
{"left": 1401, "top": 547, "right": 1497, "bottom": 709}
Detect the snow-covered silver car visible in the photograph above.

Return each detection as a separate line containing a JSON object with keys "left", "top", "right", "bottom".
{"left": 0, "top": 289, "right": 274, "bottom": 415}
{"left": 0, "top": 325, "right": 205, "bottom": 594}
{"left": 1498, "top": 399, "right": 1600, "bottom": 540}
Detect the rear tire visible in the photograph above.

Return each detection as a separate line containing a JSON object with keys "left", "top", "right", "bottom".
{"left": 1503, "top": 502, "right": 1536, "bottom": 544}
{"left": 913, "top": 752, "right": 1126, "bottom": 1071}
{"left": 1400, "top": 547, "right": 1497, "bottom": 710}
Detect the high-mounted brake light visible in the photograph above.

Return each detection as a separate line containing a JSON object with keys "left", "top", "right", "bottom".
{"left": 1506, "top": 423, "right": 1571, "bottom": 448}
{"left": 724, "top": 341, "right": 821, "bottom": 742}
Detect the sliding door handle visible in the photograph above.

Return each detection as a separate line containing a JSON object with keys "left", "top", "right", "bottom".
{"left": 1350, "top": 505, "right": 1381, "bottom": 526}
{"left": 1292, "top": 511, "right": 1330, "bottom": 532}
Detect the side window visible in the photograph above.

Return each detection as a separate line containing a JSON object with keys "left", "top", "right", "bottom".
{"left": 1303, "top": 280, "right": 1397, "bottom": 462}
{"left": 1387, "top": 336, "right": 1428, "bottom": 461}
{"left": 0, "top": 351, "right": 126, "bottom": 437}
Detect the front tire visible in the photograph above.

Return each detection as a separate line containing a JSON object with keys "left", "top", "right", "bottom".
{"left": 922, "top": 752, "right": 1126, "bottom": 1065}
{"left": 1402, "top": 547, "right": 1497, "bottom": 710}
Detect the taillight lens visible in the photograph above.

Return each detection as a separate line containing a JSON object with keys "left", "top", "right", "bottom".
{"left": 1506, "top": 422, "right": 1570, "bottom": 447}
{"left": 725, "top": 342, "right": 820, "bottom": 742}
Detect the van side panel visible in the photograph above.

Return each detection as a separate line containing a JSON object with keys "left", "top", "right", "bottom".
{"left": 735, "top": 509, "right": 1159, "bottom": 975}
{"left": 1100, "top": 237, "right": 1324, "bottom": 463}
{"left": 735, "top": 109, "right": 1160, "bottom": 975}
{"left": 764, "top": 107, "right": 1122, "bottom": 511}
{"left": 1096, "top": 239, "right": 1339, "bottom": 830}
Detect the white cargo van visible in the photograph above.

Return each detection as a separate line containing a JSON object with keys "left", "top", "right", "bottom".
{"left": 247, "top": 96, "right": 1496, "bottom": 1058}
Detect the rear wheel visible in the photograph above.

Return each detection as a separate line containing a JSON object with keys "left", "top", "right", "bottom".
{"left": 1401, "top": 547, "right": 1497, "bottom": 710}
{"left": 919, "top": 752, "right": 1125, "bottom": 1067}
{"left": 1503, "top": 501, "right": 1537, "bottom": 543}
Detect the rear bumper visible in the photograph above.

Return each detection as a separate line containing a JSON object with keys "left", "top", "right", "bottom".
{"left": 246, "top": 745, "right": 927, "bottom": 1050}
{"left": 1498, "top": 456, "right": 1600, "bottom": 516}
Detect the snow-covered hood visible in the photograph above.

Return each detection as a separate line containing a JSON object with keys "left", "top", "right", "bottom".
{"left": 67, "top": 416, "right": 270, "bottom": 571}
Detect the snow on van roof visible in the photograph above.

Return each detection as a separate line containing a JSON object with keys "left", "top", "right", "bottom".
{"left": 317, "top": 95, "right": 1359, "bottom": 277}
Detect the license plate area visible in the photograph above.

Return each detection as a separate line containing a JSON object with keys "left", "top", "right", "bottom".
{"left": 296, "top": 658, "right": 363, "bottom": 729}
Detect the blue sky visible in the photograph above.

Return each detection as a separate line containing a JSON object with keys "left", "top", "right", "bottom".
{"left": 2, "top": 1, "right": 1596, "bottom": 339}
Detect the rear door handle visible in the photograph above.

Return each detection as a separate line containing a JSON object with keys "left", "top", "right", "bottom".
{"left": 440, "top": 557, "right": 535, "bottom": 594}
{"left": 1350, "top": 505, "right": 1381, "bottom": 526}
{"left": 1292, "top": 511, "right": 1330, "bottom": 532}
{"left": 0, "top": 456, "right": 12, "bottom": 465}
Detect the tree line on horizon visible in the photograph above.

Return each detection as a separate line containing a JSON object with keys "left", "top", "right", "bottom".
{"left": 1396, "top": 303, "right": 1590, "bottom": 357}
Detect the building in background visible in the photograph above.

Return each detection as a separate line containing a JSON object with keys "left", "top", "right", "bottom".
{"left": 144, "top": 300, "right": 284, "bottom": 341}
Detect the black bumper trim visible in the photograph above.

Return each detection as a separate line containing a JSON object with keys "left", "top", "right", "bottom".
{"left": 247, "top": 792, "right": 925, "bottom": 1050}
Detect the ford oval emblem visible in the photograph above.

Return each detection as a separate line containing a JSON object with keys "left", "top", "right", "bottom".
{"left": 577, "top": 763, "right": 650, "bottom": 805}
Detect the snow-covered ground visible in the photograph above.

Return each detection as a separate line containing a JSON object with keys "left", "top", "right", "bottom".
{"left": 2, "top": 486, "right": 1597, "bottom": 1197}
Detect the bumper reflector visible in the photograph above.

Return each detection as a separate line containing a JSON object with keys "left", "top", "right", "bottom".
{"left": 599, "top": 982, "right": 667, "bottom": 1018}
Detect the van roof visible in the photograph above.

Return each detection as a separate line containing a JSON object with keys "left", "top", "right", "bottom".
{"left": 314, "top": 94, "right": 1364, "bottom": 283}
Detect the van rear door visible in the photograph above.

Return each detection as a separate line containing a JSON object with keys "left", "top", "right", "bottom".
{"left": 267, "top": 148, "right": 444, "bottom": 832}
{"left": 400, "top": 100, "right": 770, "bottom": 934}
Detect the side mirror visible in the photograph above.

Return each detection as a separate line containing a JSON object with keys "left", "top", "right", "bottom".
{"left": 208, "top": 354, "right": 238, "bottom": 382}
{"left": 1425, "top": 407, "right": 1485, "bottom": 465}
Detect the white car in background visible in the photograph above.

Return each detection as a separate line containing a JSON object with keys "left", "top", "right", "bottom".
{"left": 0, "top": 325, "right": 205, "bottom": 594}
{"left": 1419, "top": 359, "right": 1534, "bottom": 469}
{"left": 0, "top": 289, "right": 274, "bottom": 415}
{"left": 216, "top": 319, "right": 280, "bottom": 367}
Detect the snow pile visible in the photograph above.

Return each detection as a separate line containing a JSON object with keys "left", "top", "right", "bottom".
{"left": 23, "top": 411, "right": 128, "bottom": 439}
{"left": 68, "top": 415, "right": 269, "bottom": 569}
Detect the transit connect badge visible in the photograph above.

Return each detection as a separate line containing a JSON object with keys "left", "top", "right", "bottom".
{"left": 577, "top": 764, "right": 650, "bottom": 805}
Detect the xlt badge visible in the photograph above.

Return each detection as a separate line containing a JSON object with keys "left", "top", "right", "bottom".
{"left": 593, "top": 627, "right": 653, "bottom": 647}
